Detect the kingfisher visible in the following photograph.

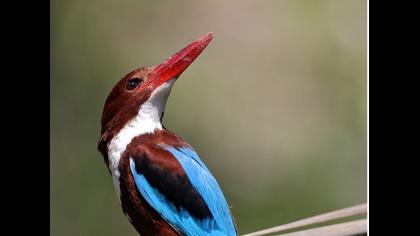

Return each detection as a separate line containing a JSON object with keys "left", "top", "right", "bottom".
{"left": 98, "top": 33, "right": 238, "bottom": 236}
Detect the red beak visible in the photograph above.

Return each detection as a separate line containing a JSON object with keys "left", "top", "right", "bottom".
{"left": 145, "top": 32, "right": 214, "bottom": 89}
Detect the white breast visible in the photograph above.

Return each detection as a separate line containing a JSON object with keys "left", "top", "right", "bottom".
{"left": 106, "top": 79, "right": 175, "bottom": 202}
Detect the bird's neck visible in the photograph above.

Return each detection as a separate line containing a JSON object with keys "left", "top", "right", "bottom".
{"left": 101, "top": 79, "right": 176, "bottom": 200}
{"left": 108, "top": 104, "right": 164, "bottom": 168}
{"left": 108, "top": 79, "right": 175, "bottom": 164}
{"left": 105, "top": 104, "right": 164, "bottom": 201}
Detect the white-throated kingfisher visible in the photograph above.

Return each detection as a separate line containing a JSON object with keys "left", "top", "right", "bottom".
{"left": 98, "top": 33, "right": 238, "bottom": 236}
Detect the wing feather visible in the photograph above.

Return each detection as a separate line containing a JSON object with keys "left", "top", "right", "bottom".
{"left": 129, "top": 145, "right": 236, "bottom": 236}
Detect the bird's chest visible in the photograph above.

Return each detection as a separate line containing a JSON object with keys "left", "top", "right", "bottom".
{"left": 107, "top": 140, "right": 126, "bottom": 203}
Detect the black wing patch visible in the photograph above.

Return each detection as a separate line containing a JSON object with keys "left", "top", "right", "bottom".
{"left": 132, "top": 155, "right": 213, "bottom": 220}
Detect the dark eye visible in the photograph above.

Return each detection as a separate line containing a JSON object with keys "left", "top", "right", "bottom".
{"left": 126, "top": 78, "right": 141, "bottom": 90}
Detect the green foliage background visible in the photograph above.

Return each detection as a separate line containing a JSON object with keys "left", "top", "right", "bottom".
{"left": 51, "top": 0, "right": 367, "bottom": 235}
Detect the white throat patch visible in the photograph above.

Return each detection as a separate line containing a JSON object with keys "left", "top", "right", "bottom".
{"left": 107, "top": 79, "right": 176, "bottom": 201}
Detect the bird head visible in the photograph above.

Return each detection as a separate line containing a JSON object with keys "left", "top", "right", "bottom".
{"left": 98, "top": 32, "right": 213, "bottom": 151}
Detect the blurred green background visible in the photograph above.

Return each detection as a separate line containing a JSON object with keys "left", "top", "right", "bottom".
{"left": 51, "top": 0, "right": 366, "bottom": 235}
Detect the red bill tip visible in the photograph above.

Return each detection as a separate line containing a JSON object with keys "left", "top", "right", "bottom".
{"left": 146, "top": 32, "right": 214, "bottom": 89}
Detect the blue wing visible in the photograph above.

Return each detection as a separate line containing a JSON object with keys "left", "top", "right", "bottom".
{"left": 129, "top": 146, "right": 237, "bottom": 236}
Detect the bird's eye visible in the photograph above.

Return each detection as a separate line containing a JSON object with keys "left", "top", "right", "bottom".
{"left": 126, "top": 78, "right": 142, "bottom": 90}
